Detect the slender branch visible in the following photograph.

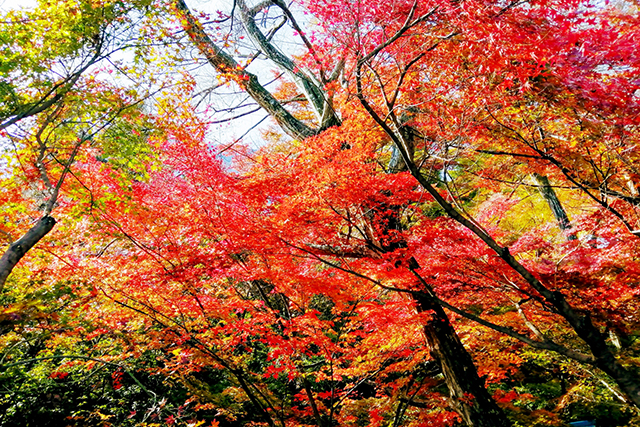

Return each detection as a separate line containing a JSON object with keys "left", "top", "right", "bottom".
{"left": 358, "top": 4, "right": 439, "bottom": 65}
{"left": 0, "top": 51, "right": 102, "bottom": 131}
{"left": 270, "top": 0, "right": 326, "bottom": 81}
{"left": 513, "top": 299, "right": 546, "bottom": 341}
{"left": 476, "top": 149, "right": 543, "bottom": 159}
{"left": 210, "top": 106, "right": 262, "bottom": 124}
{"left": 44, "top": 137, "right": 84, "bottom": 216}
{"left": 217, "top": 115, "right": 270, "bottom": 155}
{"left": 484, "top": 110, "right": 639, "bottom": 236}
{"left": 388, "top": 52, "right": 426, "bottom": 110}
{"left": 539, "top": 150, "right": 638, "bottom": 235}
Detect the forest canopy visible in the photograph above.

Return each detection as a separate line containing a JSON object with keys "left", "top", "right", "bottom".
{"left": 1, "top": 0, "right": 639, "bottom": 426}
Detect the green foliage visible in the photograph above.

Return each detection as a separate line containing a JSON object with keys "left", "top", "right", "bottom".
{"left": 0, "top": 353, "right": 196, "bottom": 427}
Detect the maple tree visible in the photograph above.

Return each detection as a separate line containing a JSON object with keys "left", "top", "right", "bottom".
{"left": 0, "top": 2, "right": 195, "bottom": 423}
{"left": 0, "top": 0, "right": 169, "bottom": 291}
{"left": 1, "top": 0, "right": 640, "bottom": 426}
{"left": 169, "top": 0, "right": 640, "bottom": 421}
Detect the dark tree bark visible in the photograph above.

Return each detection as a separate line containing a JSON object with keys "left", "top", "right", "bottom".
{"left": 175, "top": 0, "right": 315, "bottom": 140}
{"left": 367, "top": 141, "right": 512, "bottom": 425}
{"left": 414, "top": 285, "right": 512, "bottom": 427}
{"left": 175, "top": 0, "right": 341, "bottom": 140}
{"left": 368, "top": 198, "right": 512, "bottom": 426}
{"left": 532, "top": 173, "right": 576, "bottom": 240}
{"left": 235, "top": 0, "right": 335, "bottom": 127}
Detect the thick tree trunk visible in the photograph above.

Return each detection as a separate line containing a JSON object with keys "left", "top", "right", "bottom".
{"left": 367, "top": 128, "right": 511, "bottom": 426}
{"left": 414, "top": 288, "right": 512, "bottom": 427}
{"left": 0, "top": 216, "right": 56, "bottom": 292}
{"left": 370, "top": 169, "right": 511, "bottom": 425}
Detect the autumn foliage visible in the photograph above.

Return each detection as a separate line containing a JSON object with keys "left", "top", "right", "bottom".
{"left": 1, "top": 0, "right": 640, "bottom": 426}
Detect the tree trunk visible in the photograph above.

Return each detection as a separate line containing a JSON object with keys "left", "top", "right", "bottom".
{"left": 414, "top": 287, "right": 512, "bottom": 427}
{"left": 371, "top": 152, "right": 511, "bottom": 425}
{"left": 0, "top": 216, "right": 56, "bottom": 292}
{"left": 532, "top": 173, "right": 576, "bottom": 239}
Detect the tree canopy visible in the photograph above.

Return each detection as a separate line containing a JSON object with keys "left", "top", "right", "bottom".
{"left": 1, "top": 0, "right": 639, "bottom": 426}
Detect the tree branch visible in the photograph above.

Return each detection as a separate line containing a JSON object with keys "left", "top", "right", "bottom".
{"left": 357, "top": 62, "right": 640, "bottom": 406}
{"left": 357, "top": 4, "right": 439, "bottom": 65}
{"left": 174, "top": 0, "right": 316, "bottom": 140}
{"left": 237, "top": 0, "right": 339, "bottom": 128}
{"left": 0, "top": 51, "right": 102, "bottom": 131}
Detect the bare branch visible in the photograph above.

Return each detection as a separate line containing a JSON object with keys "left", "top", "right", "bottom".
{"left": 358, "top": 5, "right": 439, "bottom": 65}
{"left": 270, "top": 0, "right": 327, "bottom": 81}
{"left": 236, "top": 0, "right": 338, "bottom": 128}
{"left": 175, "top": 0, "right": 315, "bottom": 140}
